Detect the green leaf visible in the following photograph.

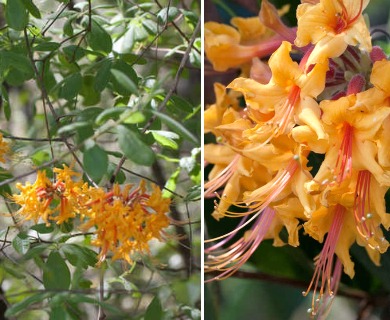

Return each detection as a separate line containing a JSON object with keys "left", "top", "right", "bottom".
{"left": 190, "top": 40, "right": 201, "bottom": 68}
{"left": 1, "top": 86, "right": 10, "bottom": 120}
{"left": 30, "top": 223, "right": 54, "bottom": 234}
{"left": 21, "top": 0, "right": 41, "bottom": 18}
{"left": 110, "top": 69, "right": 138, "bottom": 95}
{"left": 83, "top": 143, "right": 108, "bottom": 183}
{"left": 157, "top": 7, "right": 180, "bottom": 25}
{"left": 150, "top": 130, "right": 179, "bottom": 150}
{"left": 151, "top": 110, "right": 199, "bottom": 145}
{"left": 33, "top": 41, "right": 60, "bottom": 52}
{"left": 95, "top": 107, "right": 125, "bottom": 125}
{"left": 1, "top": 51, "right": 34, "bottom": 82}
{"left": 37, "top": 60, "right": 57, "bottom": 92}
{"left": 117, "top": 53, "right": 147, "bottom": 65}
{"left": 61, "top": 244, "right": 97, "bottom": 269}
{"left": 5, "top": 292, "right": 51, "bottom": 317}
{"left": 142, "top": 19, "right": 158, "bottom": 34}
{"left": 184, "top": 184, "right": 201, "bottom": 201}
{"left": 62, "top": 45, "right": 85, "bottom": 62}
{"left": 172, "top": 274, "right": 201, "bottom": 307}
{"left": 58, "top": 121, "right": 89, "bottom": 136}
{"left": 80, "top": 74, "right": 101, "bottom": 106}
{"left": 0, "top": 167, "right": 11, "bottom": 195}
{"left": 63, "top": 17, "right": 74, "bottom": 36}
{"left": 43, "top": 251, "right": 71, "bottom": 290}
{"left": 59, "top": 72, "right": 82, "bottom": 100}
{"left": 50, "top": 306, "right": 67, "bottom": 320}
{"left": 94, "top": 59, "right": 112, "bottom": 91}
{"left": 163, "top": 167, "right": 180, "bottom": 198}
{"left": 121, "top": 110, "right": 145, "bottom": 124}
{"left": 117, "top": 125, "right": 155, "bottom": 166}
{"left": 168, "top": 95, "right": 194, "bottom": 114}
{"left": 145, "top": 296, "right": 163, "bottom": 320}
{"left": 23, "top": 243, "right": 50, "bottom": 260}
{"left": 123, "top": 22, "right": 148, "bottom": 50}
{"left": 12, "top": 233, "right": 30, "bottom": 255}
{"left": 5, "top": 0, "right": 28, "bottom": 31}
{"left": 87, "top": 19, "right": 112, "bottom": 54}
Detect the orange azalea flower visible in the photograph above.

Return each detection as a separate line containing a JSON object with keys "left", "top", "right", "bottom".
{"left": 204, "top": 83, "right": 241, "bottom": 135}
{"left": 204, "top": 0, "right": 295, "bottom": 73}
{"left": 81, "top": 181, "right": 170, "bottom": 265}
{"left": 242, "top": 142, "right": 315, "bottom": 217}
{"left": 13, "top": 170, "right": 54, "bottom": 224}
{"left": 295, "top": 0, "right": 371, "bottom": 64}
{"left": 229, "top": 41, "right": 328, "bottom": 145}
{"left": 204, "top": 143, "right": 271, "bottom": 220}
{"left": 303, "top": 176, "right": 390, "bottom": 316}
{"left": 12, "top": 165, "right": 89, "bottom": 225}
{"left": 310, "top": 93, "right": 390, "bottom": 187}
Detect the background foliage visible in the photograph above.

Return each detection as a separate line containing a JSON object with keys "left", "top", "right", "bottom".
{"left": 204, "top": 0, "right": 390, "bottom": 319}
{"left": 0, "top": 0, "right": 201, "bottom": 319}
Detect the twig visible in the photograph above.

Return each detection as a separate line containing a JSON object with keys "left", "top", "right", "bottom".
{"left": 151, "top": 161, "right": 193, "bottom": 277}
{"left": 207, "top": 270, "right": 370, "bottom": 301}
{"left": 2, "top": 135, "right": 64, "bottom": 142}
{"left": 109, "top": 17, "right": 201, "bottom": 185}
{"left": 23, "top": 21, "right": 98, "bottom": 187}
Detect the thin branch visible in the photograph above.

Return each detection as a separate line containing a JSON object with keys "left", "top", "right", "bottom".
{"left": 151, "top": 161, "right": 194, "bottom": 277}
{"left": 207, "top": 270, "right": 370, "bottom": 301}
{"left": 23, "top": 21, "right": 98, "bottom": 187}
{"left": 109, "top": 17, "right": 201, "bottom": 185}
{"left": 154, "top": 0, "right": 200, "bottom": 55}
{"left": 2, "top": 135, "right": 64, "bottom": 142}
{"left": 120, "top": 166, "right": 184, "bottom": 198}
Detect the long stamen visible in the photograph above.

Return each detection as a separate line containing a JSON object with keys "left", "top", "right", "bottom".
{"left": 353, "top": 170, "right": 387, "bottom": 252}
{"left": 205, "top": 207, "right": 276, "bottom": 281}
{"left": 335, "top": 0, "right": 364, "bottom": 34}
{"left": 303, "top": 205, "right": 345, "bottom": 317}
{"left": 244, "top": 156, "right": 299, "bottom": 214}
{"left": 204, "top": 154, "right": 240, "bottom": 197}
{"left": 277, "top": 85, "right": 301, "bottom": 134}
{"left": 335, "top": 122, "right": 353, "bottom": 184}
{"left": 347, "top": 0, "right": 364, "bottom": 26}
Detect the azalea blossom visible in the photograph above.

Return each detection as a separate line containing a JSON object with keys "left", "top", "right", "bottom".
{"left": 12, "top": 165, "right": 89, "bottom": 225}
{"left": 204, "top": 1, "right": 294, "bottom": 72}
{"left": 228, "top": 41, "right": 328, "bottom": 144}
{"left": 81, "top": 181, "right": 171, "bottom": 264}
{"left": 295, "top": 0, "right": 372, "bottom": 64}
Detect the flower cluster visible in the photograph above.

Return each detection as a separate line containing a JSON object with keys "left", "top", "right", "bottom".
{"left": 205, "top": 0, "right": 390, "bottom": 317}
{"left": 12, "top": 165, "right": 171, "bottom": 264}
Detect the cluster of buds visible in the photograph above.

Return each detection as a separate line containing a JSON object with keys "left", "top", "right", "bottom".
{"left": 204, "top": 0, "right": 390, "bottom": 317}
{"left": 12, "top": 165, "right": 171, "bottom": 264}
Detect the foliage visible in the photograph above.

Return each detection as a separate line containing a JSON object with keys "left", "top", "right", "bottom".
{"left": 0, "top": 0, "right": 201, "bottom": 319}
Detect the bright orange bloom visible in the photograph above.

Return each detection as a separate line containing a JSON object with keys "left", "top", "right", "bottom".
{"left": 12, "top": 165, "right": 90, "bottom": 225}
{"left": 13, "top": 170, "right": 54, "bottom": 224}
{"left": 204, "top": 1, "right": 294, "bottom": 73}
{"left": 229, "top": 41, "right": 328, "bottom": 144}
{"left": 310, "top": 94, "right": 390, "bottom": 187}
{"left": 295, "top": 0, "right": 371, "bottom": 64}
{"left": 81, "top": 181, "right": 171, "bottom": 265}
